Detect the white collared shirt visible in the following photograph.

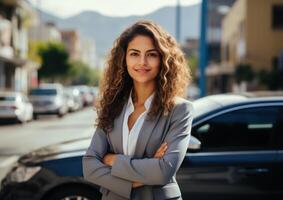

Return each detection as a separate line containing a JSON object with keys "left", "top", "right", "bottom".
{"left": 122, "top": 92, "right": 154, "bottom": 156}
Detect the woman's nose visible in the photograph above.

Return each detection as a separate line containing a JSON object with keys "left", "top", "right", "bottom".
{"left": 138, "top": 54, "right": 147, "bottom": 66}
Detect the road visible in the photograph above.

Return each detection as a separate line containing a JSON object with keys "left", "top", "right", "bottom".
{"left": 0, "top": 107, "right": 96, "bottom": 181}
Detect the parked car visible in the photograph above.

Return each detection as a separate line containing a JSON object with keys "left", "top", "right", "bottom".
{"left": 89, "top": 86, "right": 99, "bottom": 106}
{"left": 64, "top": 87, "right": 83, "bottom": 112}
{"left": 64, "top": 89, "right": 76, "bottom": 112}
{"left": 76, "top": 85, "right": 94, "bottom": 107}
{"left": 0, "top": 91, "right": 33, "bottom": 123}
{"left": 29, "top": 84, "right": 68, "bottom": 118}
{"left": 1, "top": 93, "right": 283, "bottom": 200}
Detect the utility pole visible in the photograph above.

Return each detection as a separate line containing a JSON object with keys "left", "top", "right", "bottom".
{"left": 199, "top": 0, "right": 208, "bottom": 97}
{"left": 176, "top": 0, "right": 181, "bottom": 43}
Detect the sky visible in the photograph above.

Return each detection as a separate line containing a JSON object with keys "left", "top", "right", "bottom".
{"left": 28, "top": 0, "right": 201, "bottom": 18}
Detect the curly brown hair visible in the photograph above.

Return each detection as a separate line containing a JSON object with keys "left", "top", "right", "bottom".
{"left": 96, "top": 20, "right": 191, "bottom": 133}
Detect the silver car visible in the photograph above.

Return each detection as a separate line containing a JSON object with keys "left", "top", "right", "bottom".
{"left": 29, "top": 85, "right": 68, "bottom": 118}
{"left": 0, "top": 91, "right": 33, "bottom": 123}
{"left": 64, "top": 87, "right": 83, "bottom": 112}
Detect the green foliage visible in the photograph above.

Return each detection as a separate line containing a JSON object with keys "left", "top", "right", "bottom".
{"left": 235, "top": 64, "right": 254, "bottom": 83}
{"left": 68, "top": 61, "right": 102, "bottom": 86}
{"left": 38, "top": 42, "right": 70, "bottom": 81}
{"left": 257, "top": 69, "right": 270, "bottom": 87}
{"left": 28, "top": 40, "right": 47, "bottom": 63}
{"left": 258, "top": 67, "right": 283, "bottom": 90}
{"left": 187, "top": 55, "right": 198, "bottom": 82}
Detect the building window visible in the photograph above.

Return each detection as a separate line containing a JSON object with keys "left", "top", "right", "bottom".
{"left": 272, "top": 57, "right": 278, "bottom": 69}
{"left": 272, "top": 5, "right": 283, "bottom": 29}
{"left": 224, "top": 44, "right": 229, "bottom": 61}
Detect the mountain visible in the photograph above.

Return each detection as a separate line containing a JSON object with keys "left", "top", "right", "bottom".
{"left": 40, "top": 4, "right": 200, "bottom": 59}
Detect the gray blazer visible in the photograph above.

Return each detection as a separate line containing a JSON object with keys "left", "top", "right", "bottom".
{"left": 83, "top": 97, "right": 193, "bottom": 200}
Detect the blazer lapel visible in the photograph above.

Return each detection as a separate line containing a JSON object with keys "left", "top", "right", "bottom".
{"left": 109, "top": 103, "right": 127, "bottom": 154}
{"left": 134, "top": 111, "right": 162, "bottom": 158}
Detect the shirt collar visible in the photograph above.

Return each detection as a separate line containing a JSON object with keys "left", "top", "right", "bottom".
{"left": 127, "top": 90, "right": 155, "bottom": 111}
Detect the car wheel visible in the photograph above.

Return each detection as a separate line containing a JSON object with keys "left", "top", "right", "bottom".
{"left": 58, "top": 112, "right": 64, "bottom": 118}
{"left": 16, "top": 117, "right": 25, "bottom": 124}
{"left": 42, "top": 185, "right": 101, "bottom": 200}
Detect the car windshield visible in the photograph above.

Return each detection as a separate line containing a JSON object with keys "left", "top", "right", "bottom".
{"left": 0, "top": 96, "right": 15, "bottom": 101}
{"left": 192, "top": 98, "right": 222, "bottom": 118}
{"left": 192, "top": 94, "right": 249, "bottom": 118}
{"left": 30, "top": 88, "right": 57, "bottom": 95}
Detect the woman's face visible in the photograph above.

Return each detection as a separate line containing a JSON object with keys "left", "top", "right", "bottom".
{"left": 126, "top": 35, "right": 161, "bottom": 86}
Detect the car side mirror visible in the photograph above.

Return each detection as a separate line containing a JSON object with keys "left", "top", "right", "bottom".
{"left": 188, "top": 136, "right": 201, "bottom": 152}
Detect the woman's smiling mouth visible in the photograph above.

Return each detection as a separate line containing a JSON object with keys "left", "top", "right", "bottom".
{"left": 135, "top": 68, "right": 151, "bottom": 73}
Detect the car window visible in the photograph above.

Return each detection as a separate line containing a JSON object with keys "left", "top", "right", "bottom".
{"left": 30, "top": 88, "right": 57, "bottom": 95}
{"left": 192, "top": 106, "right": 282, "bottom": 151}
{"left": 22, "top": 95, "right": 29, "bottom": 103}
{"left": 0, "top": 96, "right": 15, "bottom": 101}
{"left": 273, "top": 108, "right": 283, "bottom": 149}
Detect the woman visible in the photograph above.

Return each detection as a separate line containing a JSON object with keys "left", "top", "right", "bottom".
{"left": 83, "top": 20, "right": 193, "bottom": 200}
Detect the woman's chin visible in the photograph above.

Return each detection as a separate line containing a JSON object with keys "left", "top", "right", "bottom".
{"left": 133, "top": 79, "right": 155, "bottom": 85}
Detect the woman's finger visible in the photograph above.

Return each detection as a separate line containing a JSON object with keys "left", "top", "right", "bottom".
{"left": 160, "top": 143, "right": 168, "bottom": 151}
{"left": 158, "top": 143, "right": 167, "bottom": 151}
{"left": 156, "top": 144, "right": 167, "bottom": 154}
{"left": 154, "top": 143, "right": 168, "bottom": 158}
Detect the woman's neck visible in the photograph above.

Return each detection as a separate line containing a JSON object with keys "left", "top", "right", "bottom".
{"left": 132, "top": 82, "right": 155, "bottom": 106}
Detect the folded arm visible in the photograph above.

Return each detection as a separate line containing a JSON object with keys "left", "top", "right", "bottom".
{"left": 83, "top": 128, "right": 133, "bottom": 199}
{"left": 110, "top": 102, "right": 193, "bottom": 185}
{"left": 103, "top": 142, "right": 168, "bottom": 187}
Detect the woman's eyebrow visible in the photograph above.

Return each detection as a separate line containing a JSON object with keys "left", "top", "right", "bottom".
{"left": 128, "top": 49, "right": 140, "bottom": 52}
{"left": 146, "top": 49, "right": 158, "bottom": 53}
{"left": 128, "top": 48, "right": 158, "bottom": 52}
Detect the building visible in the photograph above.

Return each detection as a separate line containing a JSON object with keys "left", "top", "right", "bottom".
{"left": 222, "top": 0, "right": 283, "bottom": 70}
{"left": 28, "top": 22, "right": 62, "bottom": 42}
{"left": 221, "top": 0, "right": 283, "bottom": 91}
{"left": 0, "top": 0, "right": 39, "bottom": 93}
{"left": 197, "top": 0, "right": 236, "bottom": 94}
{"left": 81, "top": 37, "right": 97, "bottom": 68}
{"left": 182, "top": 38, "right": 199, "bottom": 58}
{"left": 207, "top": 0, "right": 236, "bottom": 64}
{"left": 61, "top": 30, "right": 81, "bottom": 61}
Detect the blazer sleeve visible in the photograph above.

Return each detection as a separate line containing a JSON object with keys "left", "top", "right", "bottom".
{"left": 83, "top": 128, "right": 132, "bottom": 199}
{"left": 111, "top": 101, "right": 193, "bottom": 185}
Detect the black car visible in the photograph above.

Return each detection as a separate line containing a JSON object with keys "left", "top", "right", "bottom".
{"left": 1, "top": 93, "right": 283, "bottom": 200}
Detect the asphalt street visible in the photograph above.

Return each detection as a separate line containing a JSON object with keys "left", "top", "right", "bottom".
{"left": 0, "top": 107, "right": 96, "bottom": 181}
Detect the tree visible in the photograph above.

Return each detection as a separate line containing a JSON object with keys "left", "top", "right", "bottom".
{"left": 234, "top": 64, "right": 254, "bottom": 84}
{"left": 258, "top": 67, "right": 283, "bottom": 90}
{"left": 28, "top": 40, "right": 46, "bottom": 63}
{"left": 187, "top": 55, "right": 198, "bottom": 83}
{"left": 68, "top": 61, "right": 102, "bottom": 86}
{"left": 38, "top": 42, "right": 70, "bottom": 82}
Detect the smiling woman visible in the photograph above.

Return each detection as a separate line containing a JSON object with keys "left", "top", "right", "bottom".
{"left": 83, "top": 20, "right": 193, "bottom": 200}
{"left": 126, "top": 35, "right": 160, "bottom": 87}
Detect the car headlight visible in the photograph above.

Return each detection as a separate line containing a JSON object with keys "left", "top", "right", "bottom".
{"left": 5, "top": 165, "right": 41, "bottom": 183}
{"left": 54, "top": 98, "right": 62, "bottom": 106}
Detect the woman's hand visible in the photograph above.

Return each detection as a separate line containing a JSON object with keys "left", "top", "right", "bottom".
{"left": 132, "top": 181, "right": 144, "bottom": 188}
{"left": 154, "top": 142, "right": 168, "bottom": 158}
{"left": 132, "top": 143, "right": 168, "bottom": 188}
{"left": 103, "top": 153, "right": 117, "bottom": 166}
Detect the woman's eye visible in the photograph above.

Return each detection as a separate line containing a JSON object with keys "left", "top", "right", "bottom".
{"left": 130, "top": 52, "right": 139, "bottom": 56}
{"left": 148, "top": 53, "right": 158, "bottom": 58}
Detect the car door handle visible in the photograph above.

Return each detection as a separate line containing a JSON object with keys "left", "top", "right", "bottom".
{"left": 237, "top": 168, "right": 269, "bottom": 175}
